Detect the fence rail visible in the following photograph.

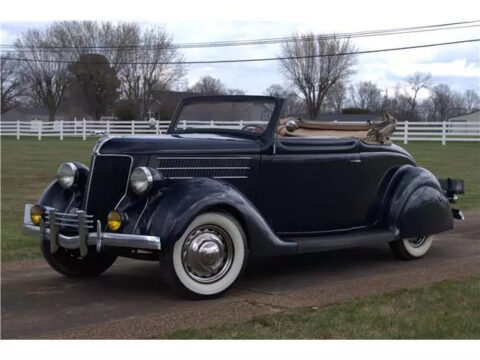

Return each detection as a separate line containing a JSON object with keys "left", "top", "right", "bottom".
{"left": 1, "top": 119, "right": 479, "bottom": 144}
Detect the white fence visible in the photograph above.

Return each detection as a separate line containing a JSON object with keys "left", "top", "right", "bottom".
{"left": 1, "top": 119, "right": 479, "bottom": 144}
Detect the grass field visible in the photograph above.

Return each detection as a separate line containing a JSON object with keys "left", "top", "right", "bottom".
{"left": 1, "top": 137, "right": 479, "bottom": 262}
{"left": 164, "top": 276, "right": 480, "bottom": 339}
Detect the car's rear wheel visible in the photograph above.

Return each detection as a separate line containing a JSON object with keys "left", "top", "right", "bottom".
{"left": 389, "top": 235, "right": 434, "bottom": 260}
{"left": 160, "top": 212, "right": 248, "bottom": 299}
{"left": 41, "top": 241, "right": 117, "bottom": 277}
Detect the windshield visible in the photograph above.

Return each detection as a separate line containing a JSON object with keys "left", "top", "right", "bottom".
{"left": 170, "top": 100, "right": 276, "bottom": 135}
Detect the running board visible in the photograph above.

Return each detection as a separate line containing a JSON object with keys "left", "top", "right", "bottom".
{"left": 285, "top": 229, "right": 395, "bottom": 254}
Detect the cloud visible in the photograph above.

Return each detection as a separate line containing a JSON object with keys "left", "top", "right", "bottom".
{"left": 1, "top": 20, "right": 478, "bottom": 95}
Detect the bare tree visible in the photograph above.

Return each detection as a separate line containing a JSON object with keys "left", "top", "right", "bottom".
{"left": 428, "top": 84, "right": 453, "bottom": 121}
{"left": 189, "top": 76, "right": 227, "bottom": 95}
{"left": 120, "top": 26, "right": 185, "bottom": 119}
{"left": 264, "top": 84, "right": 304, "bottom": 116}
{"left": 463, "top": 89, "right": 480, "bottom": 113}
{"left": 325, "top": 81, "right": 347, "bottom": 113}
{"left": 226, "top": 88, "right": 246, "bottom": 95}
{"left": 406, "top": 72, "right": 431, "bottom": 120}
{"left": 14, "top": 28, "right": 72, "bottom": 121}
{"left": 189, "top": 76, "right": 246, "bottom": 97}
{"left": 349, "top": 81, "right": 382, "bottom": 111}
{"left": 380, "top": 85, "right": 412, "bottom": 121}
{"left": 1, "top": 54, "right": 27, "bottom": 112}
{"left": 279, "top": 33, "right": 357, "bottom": 120}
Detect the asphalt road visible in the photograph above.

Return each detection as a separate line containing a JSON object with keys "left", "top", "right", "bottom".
{"left": 2, "top": 213, "right": 479, "bottom": 339}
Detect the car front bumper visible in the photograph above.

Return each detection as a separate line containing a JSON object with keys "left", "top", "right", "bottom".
{"left": 23, "top": 204, "right": 161, "bottom": 256}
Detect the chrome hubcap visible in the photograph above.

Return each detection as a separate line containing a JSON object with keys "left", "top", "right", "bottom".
{"left": 407, "top": 236, "right": 427, "bottom": 248}
{"left": 182, "top": 225, "right": 233, "bottom": 283}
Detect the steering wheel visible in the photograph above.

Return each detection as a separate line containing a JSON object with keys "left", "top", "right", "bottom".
{"left": 241, "top": 124, "right": 264, "bottom": 134}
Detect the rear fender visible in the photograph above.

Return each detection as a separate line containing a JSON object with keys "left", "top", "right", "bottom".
{"left": 386, "top": 165, "right": 453, "bottom": 238}
{"left": 137, "top": 177, "right": 297, "bottom": 257}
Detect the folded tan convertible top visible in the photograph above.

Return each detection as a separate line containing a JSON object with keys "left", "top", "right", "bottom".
{"left": 278, "top": 114, "right": 397, "bottom": 145}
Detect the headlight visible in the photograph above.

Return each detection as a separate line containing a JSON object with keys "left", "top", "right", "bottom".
{"left": 56, "top": 162, "right": 78, "bottom": 189}
{"left": 130, "top": 167, "right": 163, "bottom": 196}
{"left": 30, "top": 204, "right": 44, "bottom": 225}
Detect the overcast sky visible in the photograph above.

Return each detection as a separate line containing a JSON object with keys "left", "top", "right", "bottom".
{"left": 1, "top": 1, "right": 479, "bottom": 99}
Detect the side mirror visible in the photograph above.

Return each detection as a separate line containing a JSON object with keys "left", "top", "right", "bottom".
{"left": 285, "top": 119, "right": 298, "bottom": 132}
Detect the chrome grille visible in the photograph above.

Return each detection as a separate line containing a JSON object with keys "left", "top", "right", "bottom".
{"left": 85, "top": 155, "right": 132, "bottom": 225}
{"left": 45, "top": 211, "right": 94, "bottom": 229}
{"left": 155, "top": 157, "right": 251, "bottom": 179}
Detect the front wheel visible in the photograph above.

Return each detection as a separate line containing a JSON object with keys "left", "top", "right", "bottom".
{"left": 160, "top": 212, "right": 248, "bottom": 299}
{"left": 389, "top": 235, "right": 434, "bottom": 260}
{"left": 41, "top": 241, "right": 117, "bottom": 277}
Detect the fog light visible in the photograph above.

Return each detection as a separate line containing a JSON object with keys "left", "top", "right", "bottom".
{"left": 107, "top": 210, "right": 124, "bottom": 231}
{"left": 30, "top": 204, "right": 44, "bottom": 226}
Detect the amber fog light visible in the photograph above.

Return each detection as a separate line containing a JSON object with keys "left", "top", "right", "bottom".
{"left": 30, "top": 204, "right": 44, "bottom": 225}
{"left": 107, "top": 211, "right": 124, "bottom": 231}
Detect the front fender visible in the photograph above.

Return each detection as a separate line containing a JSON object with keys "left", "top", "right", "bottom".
{"left": 137, "top": 178, "right": 297, "bottom": 258}
{"left": 37, "top": 162, "right": 89, "bottom": 213}
{"left": 387, "top": 165, "right": 453, "bottom": 238}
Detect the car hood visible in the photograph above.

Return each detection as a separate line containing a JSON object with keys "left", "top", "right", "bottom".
{"left": 98, "top": 133, "right": 261, "bottom": 155}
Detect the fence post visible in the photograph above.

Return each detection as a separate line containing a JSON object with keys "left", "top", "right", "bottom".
{"left": 404, "top": 121, "right": 408, "bottom": 145}
{"left": 442, "top": 121, "right": 446, "bottom": 145}
{"left": 82, "top": 118, "right": 86, "bottom": 140}
{"left": 156, "top": 121, "right": 160, "bottom": 135}
{"left": 74, "top": 117, "right": 77, "bottom": 136}
{"left": 16, "top": 120, "right": 20, "bottom": 140}
{"left": 60, "top": 120, "right": 64, "bottom": 140}
{"left": 131, "top": 120, "right": 135, "bottom": 134}
{"left": 107, "top": 119, "right": 110, "bottom": 136}
{"left": 38, "top": 122, "right": 42, "bottom": 140}
{"left": 182, "top": 120, "right": 186, "bottom": 130}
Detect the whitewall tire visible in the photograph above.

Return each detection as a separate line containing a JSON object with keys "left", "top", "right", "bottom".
{"left": 389, "top": 235, "right": 434, "bottom": 260}
{"left": 161, "top": 212, "right": 248, "bottom": 298}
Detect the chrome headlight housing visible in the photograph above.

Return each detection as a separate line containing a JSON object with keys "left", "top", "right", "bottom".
{"left": 130, "top": 167, "right": 163, "bottom": 196}
{"left": 56, "top": 162, "right": 79, "bottom": 189}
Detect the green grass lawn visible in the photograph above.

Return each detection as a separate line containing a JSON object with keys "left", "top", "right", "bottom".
{"left": 1, "top": 137, "right": 97, "bottom": 261}
{"left": 1, "top": 137, "right": 479, "bottom": 262}
{"left": 164, "top": 276, "right": 480, "bottom": 339}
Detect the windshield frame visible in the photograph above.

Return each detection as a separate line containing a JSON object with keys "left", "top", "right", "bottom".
{"left": 167, "top": 95, "right": 283, "bottom": 142}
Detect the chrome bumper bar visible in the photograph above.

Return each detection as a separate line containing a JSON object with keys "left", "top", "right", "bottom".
{"left": 23, "top": 204, "right": 161, "bottom": 256}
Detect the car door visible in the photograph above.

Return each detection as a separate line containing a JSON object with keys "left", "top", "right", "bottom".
{"left": 260, "top": 137, "right": 361, "bottom": 235}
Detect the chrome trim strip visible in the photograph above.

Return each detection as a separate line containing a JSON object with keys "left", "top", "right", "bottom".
{"left": 156, "top": 156, "right": 252, "bottom": 160}
{"left": 134, "top": 197, "right": 149, "bottom": 233}
{"left": 213, "top": 176, "right": 248, "bottom": 179}
{"left": 168, "top": 176, "right": 249, "bottom": 179}
{"left": 157, "top": 166, "right": 250, "bottom": 170}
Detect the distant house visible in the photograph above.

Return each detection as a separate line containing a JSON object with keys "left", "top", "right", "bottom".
{"left": 1, "top": 107, "right": 67, "bottom": 122}
{"left": 448, "top": 111, "right": 480, "bottom": 134}
{"left": 151, "top": 90, "right": 199, "bottom": 119}
{"left": 289, "top": 113, "right": 379, "bottom": 123}
{"left": 448, "top": 111, "right": 480, "bottom": 124}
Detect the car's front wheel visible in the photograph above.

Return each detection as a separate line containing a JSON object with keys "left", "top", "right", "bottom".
{"left": 160, "top": 212, "right": 248, "bottom": 299}
{"left": 41, "top": 241, "right": 117, "bottom": 277}
{"left": 389, "top": 235, "right": 434, "bottom": 260}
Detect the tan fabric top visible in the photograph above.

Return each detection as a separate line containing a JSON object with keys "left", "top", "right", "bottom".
{"left": 277, "top": 114, "right": 397, "bottom": 145}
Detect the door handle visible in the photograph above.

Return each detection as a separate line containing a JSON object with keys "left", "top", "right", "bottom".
{"left": 350, "top": 159, "right": 361, "bottom": 163}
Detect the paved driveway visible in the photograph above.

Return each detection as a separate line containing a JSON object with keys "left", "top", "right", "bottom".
{"left": 2, "top": 213, "right": 479, "bottom": 339}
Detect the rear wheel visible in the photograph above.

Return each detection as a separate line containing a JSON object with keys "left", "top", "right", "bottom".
{"left": 160, "top": 212, "right": 248, "bottom": 299}
{"left": 41, "top": 241, "right": 117, "bottom": 277}
{"left": 389, "top": 235, "right": 434, "bottom": 260}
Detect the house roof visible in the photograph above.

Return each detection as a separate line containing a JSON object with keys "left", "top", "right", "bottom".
{"left": 8, "top": 106, "right": 66, "bottom": 117}
{"left": 449, "top": 110, "right": 480, "bottom": 121}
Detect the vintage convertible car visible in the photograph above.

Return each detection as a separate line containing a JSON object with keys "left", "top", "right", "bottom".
{"left": 23, "top": 95, "right": 465, "bottom": 298}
